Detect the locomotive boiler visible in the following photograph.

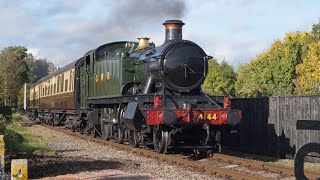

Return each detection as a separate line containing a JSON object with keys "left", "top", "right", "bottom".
{"left": 28, "top": 20, "right": 241, "bottom": 154}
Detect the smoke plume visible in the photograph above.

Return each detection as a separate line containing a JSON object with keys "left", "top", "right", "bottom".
{"left": 111, "top": 0, "right": 186, "bottom": 24}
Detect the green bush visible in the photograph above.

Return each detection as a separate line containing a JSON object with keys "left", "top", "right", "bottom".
{"left": 11, "top": 113, "right": 21, "bottom": 122}
{"left": 4, "top": 116, "right": 48, "bottom": 152}
{"left": 4, "top": 128, "right": 24, "bottom": 151}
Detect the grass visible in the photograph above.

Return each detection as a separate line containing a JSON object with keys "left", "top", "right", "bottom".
{"left": 4, "top": 113, "right": 50, "bottom": 153}
{"left": 11, "top": 113, "right": 22, "bottom": 122}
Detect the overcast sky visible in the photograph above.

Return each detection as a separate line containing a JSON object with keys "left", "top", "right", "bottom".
{"left": 0, "top": 0, "right": 319, "bottom": 67}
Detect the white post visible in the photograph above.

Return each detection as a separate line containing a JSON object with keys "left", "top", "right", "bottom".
{"left": 23, "top": 83, "right": 26, "bottom": 111}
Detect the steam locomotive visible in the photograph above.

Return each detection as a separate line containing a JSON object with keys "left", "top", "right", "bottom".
{"left": 28, "top": 20, "right": 241, "bottom": 154}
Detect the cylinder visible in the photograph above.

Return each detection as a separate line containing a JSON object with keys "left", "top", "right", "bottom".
{"left": 163, "top": 20, "right": 185, "bottom": 42}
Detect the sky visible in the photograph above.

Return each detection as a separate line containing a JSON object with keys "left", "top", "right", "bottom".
{"left": 0, "top": 0, "right": 319, "bottom": 67}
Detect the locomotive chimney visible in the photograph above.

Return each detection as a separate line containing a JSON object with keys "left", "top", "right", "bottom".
{"left": 135, "top": 37, "right": 150, "bottom": 50}
{"left": 163, "top": 20, "right": 185, "bottom": 42}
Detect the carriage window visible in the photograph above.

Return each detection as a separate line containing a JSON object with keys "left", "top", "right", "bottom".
{"left": 86, "top": 53, "right": 95, "bottom": 74}
{"left": 47, "top": 80, "right": 50, "bottom": 95}
{"left": 69, "top": 70, "right": 72, "bottom": 91}
{"left": 57, "top": 76, "right": 60, "bottom": 93}
{"left": 86, "top": 55, "right": 91, "bottom": 73}
{"left": 61, "top": 74, "right": 64, "bottom": 92}
{"left": 72, "top": 71, "right": 74, "bottom": 90}
{"left": 65, "top": 79, "right": 68, "bottom": 92}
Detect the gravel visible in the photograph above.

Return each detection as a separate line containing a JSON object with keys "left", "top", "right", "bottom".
{"left": 26, "top": 125, "right": 221, "bottom": 180}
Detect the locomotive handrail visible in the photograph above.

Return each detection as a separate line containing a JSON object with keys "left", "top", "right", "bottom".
{"left": 131, "top": 48, "right": 160, "bottom": 65}
{"left": 132, "top": 55, "right": 161, "bottom": 65}
{"left": 200, "top": 89, "right": 223, "bottom": 109}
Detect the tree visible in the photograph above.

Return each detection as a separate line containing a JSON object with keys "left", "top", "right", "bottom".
{"left": 296, "top": 42, "right": 320, "bottom": 94}
{"left": 24, "top": 54, "right": 50, "bottom": 83}
{"left": 235, "top": 62, "right": 263, "bottom": 98}
{"left": 235, "top": 31, "right": 312, "bottom": 97}
{"left": 17, "top": 87, "right": 24, "bottom": 109}
{"left": 48, "top": 62, "right": 55, "bottom": 74}
{"left": 202, "top": 59, "right": 236, "bottom": 96}
{"left": 3, "top": 46, "right": 28, "bottom": 60}
{"left": 0, "top": 46, "right": 51, "bottom": 107}
{"left": 311, "top": 19, "right": 320, "bottom": 40}
{"left": 0, "top": 46, "right": 28, "bottom": 105}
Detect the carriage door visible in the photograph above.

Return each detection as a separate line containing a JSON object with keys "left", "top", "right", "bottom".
{"left": 81, "top": 52, "right": 95, "bottom": 108}
{"left": 79, "top": 65, "right": 87, "bottom": 108}
{"left": 87, "top": 53, "right": 96, "bottom": 97}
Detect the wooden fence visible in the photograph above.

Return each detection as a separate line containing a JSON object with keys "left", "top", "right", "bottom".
{"left": 229, "top": 96, "right": 320, "bottom": 157}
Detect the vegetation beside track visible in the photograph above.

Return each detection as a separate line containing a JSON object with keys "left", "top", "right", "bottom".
{"left": 271, "top": 159, "right": 320, "bottom": 173}
{"left": 3, "top": 113, "right": 52, "bottom": 153}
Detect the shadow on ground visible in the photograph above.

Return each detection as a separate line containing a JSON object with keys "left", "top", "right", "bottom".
{"left": 7, "top": 152, "right": 125, "bottom": 179}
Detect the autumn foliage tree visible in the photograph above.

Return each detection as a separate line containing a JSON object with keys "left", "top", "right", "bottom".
{"left": 235, "top": 31, "right": 315, "bottom": 97}
{"left": 202, "top": 59, "right": 236, "bottom": 96}
{"left": 200, "top": 21, "right": 320, "bottom": 98}
{"left": 296, "top": 42, "right": 320, "bottom": 94}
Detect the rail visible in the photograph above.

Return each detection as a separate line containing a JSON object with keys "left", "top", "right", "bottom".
{"left": 211, "top": 153, "right": 320, "bottom": 180}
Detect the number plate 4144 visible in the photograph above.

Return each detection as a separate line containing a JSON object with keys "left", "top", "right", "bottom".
{"left": 198, "top": 113, "right": 218, "bottom": 121}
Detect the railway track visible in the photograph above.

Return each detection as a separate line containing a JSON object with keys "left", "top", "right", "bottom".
{"left": 39, "top": 124, "right": 266, "bottom": 180}
{"left": 211, "top": 153, "right": 320, "bottom": 180}
{"left": 22, "top": 119, "right": 319, "bottom": 180}
{"left": 21, "top": 118, "right": 320, "bottom": 179}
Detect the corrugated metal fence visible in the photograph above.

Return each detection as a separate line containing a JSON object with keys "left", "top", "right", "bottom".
{"left": 229, "top": 96, "right": 320, "bottom": 157}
